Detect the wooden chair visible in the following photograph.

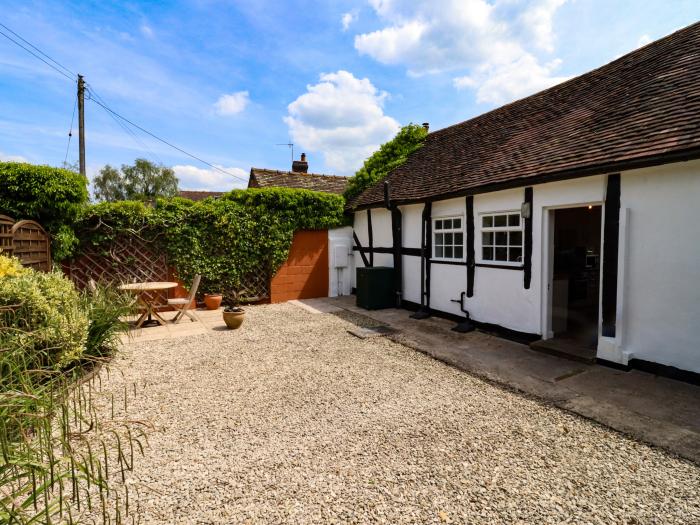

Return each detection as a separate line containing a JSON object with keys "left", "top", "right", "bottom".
{"left": 168, "top": 274, "right": 201, "bottom": 324}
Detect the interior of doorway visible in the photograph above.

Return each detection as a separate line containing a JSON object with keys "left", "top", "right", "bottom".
{"left": 550, "top": 205, "right": 602, "bottom": 350}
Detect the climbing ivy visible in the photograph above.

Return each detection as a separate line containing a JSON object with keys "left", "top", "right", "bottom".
{"left": 73, "top": 188, "right": 346, "bottom": 300}
{"left": 343, "top": 123, "right": 428, "bottom": 204}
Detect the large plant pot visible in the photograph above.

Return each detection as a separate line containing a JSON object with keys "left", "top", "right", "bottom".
{"left": 223, "top": 308, "right": 245, "bottom": 329}
{"left": 204, "top": 294, "right": 223, "bottom": 310}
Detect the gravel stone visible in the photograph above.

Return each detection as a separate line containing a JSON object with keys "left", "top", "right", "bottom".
{"left": 92, "top": 303, "right": 700, "bottom": 524}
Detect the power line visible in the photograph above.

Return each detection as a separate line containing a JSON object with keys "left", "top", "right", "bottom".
{"left": 87, "top": 85, "right": 164, "bottom": 166}
{"left": 88, "top": 96, "right": 249, "bottom": 183}
{"left": 62, "top": 93, "right": 77, "bottom": 167}
{"left": 0, "top": 22, "right": 76, "bottom": 78}
{"left": 0, "top": 26, "right": 74, "bottom": 81}
{"left": 0, "top": 22, "right": 247, "bottom": 183}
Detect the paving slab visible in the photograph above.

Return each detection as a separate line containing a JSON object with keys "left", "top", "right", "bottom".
{"left": 312, "top": 296, "right": 700, "bottom": 463}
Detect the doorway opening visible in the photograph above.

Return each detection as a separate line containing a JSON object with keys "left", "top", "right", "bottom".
{"left": 534, "top": 205, "right": 602, "bottom": 362}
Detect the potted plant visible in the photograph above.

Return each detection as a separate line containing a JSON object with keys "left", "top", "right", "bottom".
{"left": 222, "top": 290, "right": 245, "bottom": 329}
{"left": 203, "top": 293, "right": 223, "bottom": 310}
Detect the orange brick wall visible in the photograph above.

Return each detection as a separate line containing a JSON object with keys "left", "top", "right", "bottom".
{"left": 270, "top": 230, "right": 329, "bottom": 303}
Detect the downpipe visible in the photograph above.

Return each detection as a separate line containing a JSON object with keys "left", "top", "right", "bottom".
{"left": 450, "top": 291, "right": 475, "bottom": 333}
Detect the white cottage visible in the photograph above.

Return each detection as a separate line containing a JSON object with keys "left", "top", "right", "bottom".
{"left": 349, "top": 23, "right": 700, "bottom": 380}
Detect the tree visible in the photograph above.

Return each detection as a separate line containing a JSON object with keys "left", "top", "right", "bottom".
{"left": 93, "top": 158, "right": 179, "bottom": 202}
{"left": 343, "top": 123, "right": 428, "bottom": 204}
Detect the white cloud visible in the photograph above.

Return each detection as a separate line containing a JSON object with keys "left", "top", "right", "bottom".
{"left": 341, "top": 11, "right": 358, "bottom": 31}
{"left": 356, "top": 0, "right": 570, "bottom": 104}
{"left": 637, "top": 34, "right": 652, "bottom": 48}
{"left": 140, "top": 24, "right": 154, "bottom": 38}
{"left": 214, "top": 91, "right": 250, "bottom": 116}
{"left": 173, "top": 164, "right": 248, "bottom": 191}
{"left": 0, "top": 151, "right": 27, "bottom": 162}
{"left": 284, "top": 71, "right": 400, "bottom": 174}
{"left": 455, "top": 56, "right": 569, "bottom": 105}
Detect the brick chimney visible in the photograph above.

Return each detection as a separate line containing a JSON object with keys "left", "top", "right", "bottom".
{"left": 292, "top": 152, "right": 308, "bottom": 173}
{"left": 422, "top": 122, "right": 430, "bottom": 132}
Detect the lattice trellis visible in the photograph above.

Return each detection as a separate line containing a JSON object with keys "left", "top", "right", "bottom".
{"left": 64, "top": 233, "right": 271, "bottom": 303}
{"left": 64, "top": 234, "right": 167, "bottom": 284}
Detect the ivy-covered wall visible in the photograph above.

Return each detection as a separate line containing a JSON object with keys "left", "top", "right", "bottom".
{"left": 73, "top": 188, "right": 346, "bottom": 300}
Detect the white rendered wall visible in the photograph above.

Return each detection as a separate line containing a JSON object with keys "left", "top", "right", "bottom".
{"left": 328, "top": 226, "right": 354, "bottom": 297}
{"left": 352, "top": 161, "right": 700, "bottom": 373}
{"left": 619, "top": 161, "right": 700, "bottom": 373}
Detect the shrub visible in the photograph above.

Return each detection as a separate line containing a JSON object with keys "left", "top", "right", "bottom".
{"left": 344, "top": 123, "right": 428, "bottom": 204}
{"left": 82, "top": 283, "right": 134, "bottom": 359}
{"left": 0, "top": 255, "right": 89, "bottom": 370}
{"left": 0, "top": 162, "right": 89, "bottom": 261}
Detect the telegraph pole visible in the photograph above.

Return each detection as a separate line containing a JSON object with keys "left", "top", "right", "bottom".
{"left": 77, "top": 74, "right": 86, "bottom": 176}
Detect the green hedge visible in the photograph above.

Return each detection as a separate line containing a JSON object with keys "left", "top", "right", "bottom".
{"left": 0, "top": 162, "right": 89, "bottom": 261}
{"left": 74, "top": 187, "right": 347, "bottom": 300}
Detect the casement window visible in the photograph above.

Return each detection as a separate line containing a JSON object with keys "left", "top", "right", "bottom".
{"left": 433, "top": 216, "right": 464, "bottom": 260}
{"left": 480, "top": 212, "right": 523, "bottom": 264}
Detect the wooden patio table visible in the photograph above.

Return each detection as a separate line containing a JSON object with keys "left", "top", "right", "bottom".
{"left": 119, "top": 281, "right": 178, "bottom": 328}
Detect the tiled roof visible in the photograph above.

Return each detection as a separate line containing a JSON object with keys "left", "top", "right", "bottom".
{"left": 248, "top": 168, "right": 348, "bottom": 195}
{"left": 178, "top": 190, "right": 225, "bottom": 201}
{"left": 354, "top": 22, "right": 700, "bottom": 208}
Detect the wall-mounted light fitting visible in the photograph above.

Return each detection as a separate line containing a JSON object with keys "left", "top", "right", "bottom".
{"left": 521, "top": 201, "right": 531, "bottom": 219}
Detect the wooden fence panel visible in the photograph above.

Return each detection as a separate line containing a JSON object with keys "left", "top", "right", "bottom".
{"left": 0, "top": 215, "right": 14, "bottom": 257}
{"left": 10, "top": 220, "right": 51, "bottom": 271}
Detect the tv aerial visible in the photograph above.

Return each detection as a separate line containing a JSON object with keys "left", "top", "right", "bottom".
{"left": 276, "top": 142, "right": 294, "bottom": 163}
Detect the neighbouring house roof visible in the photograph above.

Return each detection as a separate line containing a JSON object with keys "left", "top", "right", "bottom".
{"left": 178, "top": 190, "right": 225, "bottom": 201}
{"left": 353, "top": 22, "right": 700, "bottom": 209}
{"left": 248, "top": 168, "right": 349, "bottom": 195}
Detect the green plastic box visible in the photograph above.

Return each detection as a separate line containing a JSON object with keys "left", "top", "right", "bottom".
{"left": 356, "top": 266, "right": 395, "bottom": 310}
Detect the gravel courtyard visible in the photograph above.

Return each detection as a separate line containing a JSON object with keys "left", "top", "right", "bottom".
{"left": 106, "top": 303, "right": 699, "bottom": 524}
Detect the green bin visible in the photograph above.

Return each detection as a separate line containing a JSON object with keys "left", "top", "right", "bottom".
{"left": 356, "top": 266, "right": 395, "bottom": 310}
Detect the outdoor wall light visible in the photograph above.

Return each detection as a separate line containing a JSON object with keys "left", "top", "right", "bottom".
{"left": 520, "top": 201, "right": 531, "bottom": 219}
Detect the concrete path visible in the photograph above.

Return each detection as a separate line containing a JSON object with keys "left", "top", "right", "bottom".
{"left": 297, "top": 296, "right": 700, "bottom": 464}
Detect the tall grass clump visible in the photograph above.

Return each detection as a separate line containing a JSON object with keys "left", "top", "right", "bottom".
{"left": 0, "top": 255, "right": 144, "bottom": 524}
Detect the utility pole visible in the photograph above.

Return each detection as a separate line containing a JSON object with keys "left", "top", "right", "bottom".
{"left": 77, "top": 74, "right": 86, "bottom": 176}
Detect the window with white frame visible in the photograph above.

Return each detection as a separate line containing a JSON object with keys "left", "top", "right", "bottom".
{"left": 433, "top": 216, "right": 464, "bottom": 260}
{"left": 481, "top": 212, "right": 523, "bottom": 264}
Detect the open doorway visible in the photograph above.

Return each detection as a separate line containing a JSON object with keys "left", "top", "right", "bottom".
{"left": 550, "top": 205, "right": 602, "bottom": 350}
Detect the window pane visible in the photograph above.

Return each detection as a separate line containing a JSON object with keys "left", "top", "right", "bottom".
{"left": 454, "top": 246, "right": 463, "bottom": 259}
{"left": 454, "top": 232, "right": 463, "bottom": 247}
{"left": 453, "top": 218, "right": 461, "bottom": 229}
{"left": 482, "top": 232, "right": 493, "bottom": 246}
{"left": 435, "top": 233, "right": 444, "bottom": 245}
{"left": 482, "top": 247, "right": 493, "bottom": 260}
{"left": 495, "top": 232, "right": 507, "bottom": 245}
{"left": 482, "top": 216, "right": 493, "bottom": 228}
{"left": 444, "top": 232, "right": 453, "bottom": 245}
{"left": 509, "top": 231, "right": 522, "bottom": 246}
{"left": 508, "top": 214, "right": 520, "bottom": 227}
{"left": 509, "top": 247, "right": 522, "bottom": 262}
{"left": 444, "top": 246, "right": 453, "bottom": 259}
{"left": 495, "top": 247, "right": 507, "bottom": 261}
{"left": 435, "top": 246, "right": 443, "bottom": 258}
{"left": 435, "top": 219, "right": 443, "bottom": 230}
{"left": 443, "top": 219, "right": 452, "bottom": 229}
{"left": 494, "top": 214, "right": 507, "bottom": 227}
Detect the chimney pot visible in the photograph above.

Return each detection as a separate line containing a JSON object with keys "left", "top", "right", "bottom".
{"left": 422, "top": 122, "right": 430, "bottom": 131}
{"left": 292, "top": 152, "right": 309, "bottom": 173}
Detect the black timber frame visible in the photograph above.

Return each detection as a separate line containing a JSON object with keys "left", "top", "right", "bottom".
{"left": 601, "top": 174, "right": 621, "bottom": 337}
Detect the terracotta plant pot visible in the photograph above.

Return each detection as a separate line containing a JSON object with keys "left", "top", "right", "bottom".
{"left": 203, "top": 294, "right": 223, "bottom": 310}
{"left": 222, "top": 307, "right": 245, "bottom": 329}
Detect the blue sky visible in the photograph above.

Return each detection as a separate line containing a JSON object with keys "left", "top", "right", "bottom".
{"left": 1, "top": 1, "right": 698, "bottom": 192}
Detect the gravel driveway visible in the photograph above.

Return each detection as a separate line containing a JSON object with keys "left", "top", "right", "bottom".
{"left": 102, "top": 303, "right": 699, "bottom": 524}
